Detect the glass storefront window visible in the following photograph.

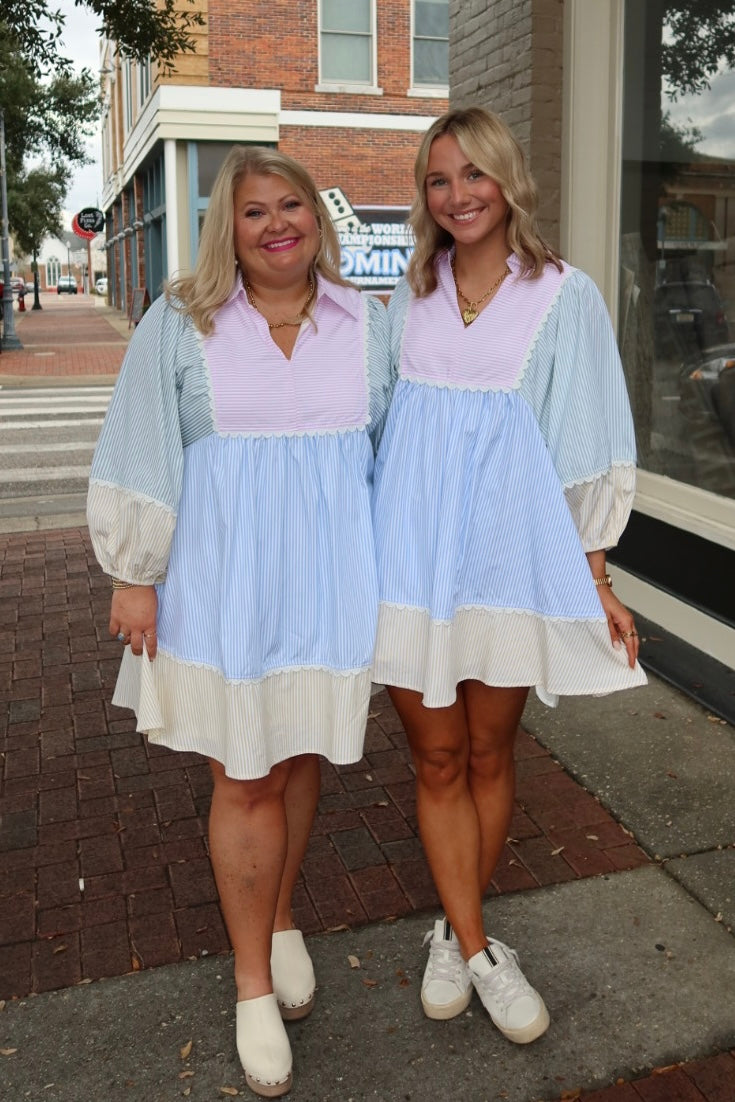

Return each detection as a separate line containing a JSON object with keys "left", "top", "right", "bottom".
{"left": 620, "top": 1, "right": 735, "bottom": 499}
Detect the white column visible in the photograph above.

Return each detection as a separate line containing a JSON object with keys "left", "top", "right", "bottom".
{"left": 164, "top": 138, "right": 180, "bottom": 279}
{"left": 561, "top": 0, "right": 625, "bottom": 316}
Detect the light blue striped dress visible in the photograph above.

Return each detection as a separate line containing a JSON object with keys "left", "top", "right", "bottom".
{"left": 87, "top": 277, "right": 392, "bottom": 778}
{"left": 372, "top": 251, "right": 647, "bottom": 707}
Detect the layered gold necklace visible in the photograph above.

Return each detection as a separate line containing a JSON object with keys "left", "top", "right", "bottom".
{"left": 451, "top": 257, "right": 510, "bottom": 326}
{"left": 244, "top": 277, "right": 315, "bottom": 330}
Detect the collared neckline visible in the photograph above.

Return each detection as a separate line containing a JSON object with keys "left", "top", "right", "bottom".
{"left": 227, "top": 269, "right": 360, "bottom": 320}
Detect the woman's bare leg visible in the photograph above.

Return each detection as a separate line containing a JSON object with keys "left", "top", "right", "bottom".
{"left": 208, "top": 758, "right": 291, "bottom": 1001}
{"left": 273, "top": 753, "right": 321, "bottom": 931}
{"left": 462, "top": 681, "right": 529, "bottom": 894}
{"left": 389, "top": 685, "right": 487, "bottom": 960}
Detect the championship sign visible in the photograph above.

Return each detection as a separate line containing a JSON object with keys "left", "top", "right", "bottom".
{"left": 72, "top": 207, "right": 105, "bottom": 240}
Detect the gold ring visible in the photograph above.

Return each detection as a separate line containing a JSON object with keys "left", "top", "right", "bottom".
{"left": 621, "top": 629, "right": 638, "bottom": 639}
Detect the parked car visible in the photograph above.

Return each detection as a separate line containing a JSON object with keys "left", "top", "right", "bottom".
{"left": 10, "top": 276, "right": 25, "bottom": 294}
{"left": 679, "top": 342, "right": 735, "bottom": 447}
{"left": 654, "top": 280, "right": 730, "bottom": 358}
{"left": 57, "top": 275, "right": 78, "bottom": 294}
{"left": 95, "top": 277, "right": 108, "bottom": 295}
{"left": 25, "top": 280, "right": 36, "bottom": 293}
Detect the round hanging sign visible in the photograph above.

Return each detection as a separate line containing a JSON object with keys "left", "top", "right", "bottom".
{"left": 73, "top": 208, "right": 105, "bottom": 239}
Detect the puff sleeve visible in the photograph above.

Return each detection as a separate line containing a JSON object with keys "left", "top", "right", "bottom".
{"left": 86, "top": 297, "right": 187, "bottom": 584}
{"left": 522, "top": 270, "right": 637, "bottom": 551}
{"left": 365, "top": 293, "right": 394, "bottom": 453}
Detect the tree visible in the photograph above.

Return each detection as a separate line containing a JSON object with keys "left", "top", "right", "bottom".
{"left": 662, "top": 1, "right": 735, "bottom": 99}
{"left": 0, "top": 38, "right": 100, "bottom": 182}
{"left": 8, "top": 165, "right": 69, "bottom": 308}
{"left": 3, "top": 0, "right": 204, "bottom": 77}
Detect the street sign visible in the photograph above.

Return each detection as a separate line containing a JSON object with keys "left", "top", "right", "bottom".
{"left": 73, "top": 208, "right": 105, "bottom": 239}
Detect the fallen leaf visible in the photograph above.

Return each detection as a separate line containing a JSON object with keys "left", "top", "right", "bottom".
{"left": 1, "top": 1048, "right": 17, "bottom": 1056}
{"left": 715, "top": 912, "right": 723, "bottom": 922}
{"left": 550, "top": 846, "right": 565, "bottom": 856}
{"left": 347, "top": 954, "right": 360, "bottom": 969}
{"left": 374, "top": 800, "right": 389, "bottom": 807}
{"left": 364, "top": 774, "right": 373, "bottom": 782}
{"left": 131, "top": 956, "right": 142, "bottom": 971}
{"left": 666, "top": 771, "right": 678, "bottom": 779}
{"left": 362, "top": 978, "right": 378, "bottom": 988}
{"left": 179, "top": 1070, "right": 194, "bottom": 1079}
{"left": 586, "top": 834, "right": 599, "bottom": 841}
{"left": 326, "top": 923, "right": 351, "bottom": 933}
{"left": 367, "top": 711, "right": 381, "bottom": 720}
{"left": 399, "top": 977, "right": 410, "bottom": 987}
{"left": 653, "top": 712, "right": 667, "bottom": 719}
{"left": 52, "top": 945, "right": 67, "bottom": 955}
{"left": 560, "top": 1091, "right": 582, "bottom": 1101}
{"left": 652, "top": 1062, "right": 681, "bottom": 1075}
{"left": 180, "top": 1040, "right": 193, "bottom": 1060}
{"left": 0, "top": 1001, "right": 5, "bottom": 1011}
{"left": 220, "top": 1088, "right": 239, "bottom": 1096}
{"left": 183, "top": 1089, "right": 192, "bottom": 1098}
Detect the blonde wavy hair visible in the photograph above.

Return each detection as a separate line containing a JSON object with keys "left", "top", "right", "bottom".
{"left": 166, "top": 145, "right": 349, "bottom": 334}
{"left": 407, "top": 106, "right": 562, "bottom": 297}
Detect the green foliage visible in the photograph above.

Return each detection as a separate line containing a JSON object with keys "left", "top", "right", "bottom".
{"left": 663, "top": 0, "right": 735, "bottom": 98}
{"left": 2, "top": 0, "right": 203, "bottom": 77}
{"left": 8, "top": 166, "right": 69, "bottom": 259}
{"left": 0, "top": 34, "right": 100, "bottom": 245}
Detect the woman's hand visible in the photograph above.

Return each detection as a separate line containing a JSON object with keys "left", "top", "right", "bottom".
{"left": 110, "top": 585, "right": 158, "bottom": 660}
{"left": 596, "top": 585, "right": 639, "bottom": 669}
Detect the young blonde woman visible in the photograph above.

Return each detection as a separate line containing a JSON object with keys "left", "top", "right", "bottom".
{"left": 372, "top": 107, "right": 646, "bottom": 1043}
{"left": 87, "top": 146, "right": 391, "bottom": 1097}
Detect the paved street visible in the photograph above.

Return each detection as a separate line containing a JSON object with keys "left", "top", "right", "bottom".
{"left": 0, "top": 296, "right": 733, "bottom": 1101}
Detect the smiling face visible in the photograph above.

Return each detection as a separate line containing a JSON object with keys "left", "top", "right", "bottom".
{"left": 424, "top": 133, "right": 509, "bottom": 254}
{"left": 233, "top": 172, "right": 321, "bottom": 289}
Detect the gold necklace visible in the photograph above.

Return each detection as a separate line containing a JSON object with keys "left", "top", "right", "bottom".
{"left": 451, "top": 257, "right": 510, "bottom": 326}
{"left": 244, "top": 277, "right": 315, "bottom": 330}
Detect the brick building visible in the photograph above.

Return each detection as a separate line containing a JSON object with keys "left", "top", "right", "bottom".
{"left": 100, "top": 0, "right": 448, "bottom": 310}
{"left": 449, "top": 0, "right": 735, "bottom": 708}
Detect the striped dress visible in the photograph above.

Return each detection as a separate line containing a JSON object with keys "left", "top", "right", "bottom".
{"left": 87, "top": 277, "right": 392, "bottom": 778}
{"left": 372, "top": 251, "right": 647, "bottom": 707}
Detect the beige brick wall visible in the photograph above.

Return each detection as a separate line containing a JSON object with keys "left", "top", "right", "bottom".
{"left": 449, "top": 0, "right": 564, "bottom": 250}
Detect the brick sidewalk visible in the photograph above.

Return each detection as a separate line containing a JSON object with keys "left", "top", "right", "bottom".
{"left": 1, "top": 295, "right": 128, "bottom": 378}
{"left": 0, "top": 527, "right": 651, "bottom": 1005}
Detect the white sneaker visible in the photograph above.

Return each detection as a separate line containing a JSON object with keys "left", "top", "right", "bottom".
{"left": 468, "top": 938, "right": 549, "bottom": 1044}
{"left": 420, "top": 919, "right": 473, "bottom": 1020}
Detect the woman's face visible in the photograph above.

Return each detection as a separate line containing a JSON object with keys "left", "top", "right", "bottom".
{"left": 233, "top": 173, "right": 320, "bottom": 287}
{"left": 424, "top": 133, "right": 509, "bottom": 251}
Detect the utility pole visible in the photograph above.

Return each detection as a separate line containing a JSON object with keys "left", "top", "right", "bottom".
{"left": 0, "top": 109, "right": 22, "bottom": 350}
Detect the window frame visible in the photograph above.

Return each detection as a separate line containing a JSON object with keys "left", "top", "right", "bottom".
{"left": 410, "top": 0, "right": 449, "bottom": 93}
{"left": 317, "top": 0, "right": 378, "bottom": 91}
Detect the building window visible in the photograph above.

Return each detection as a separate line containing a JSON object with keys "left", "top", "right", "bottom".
{"left": 138, "top": 58, "right": 152, "bottom": 105}
{"left": 46, "top": 257, "right": 61, "bottom": 287}
{"left": 124, "top": 58, "right": 135, "bottom": 131}
{"left": 619, "top": 0, "right": 735, "bottom": 501}
{"left": 413, "top": 0, "right": 448, "bottom": 87}
{"left": 320, "top": 0, "right": 373, "bottom": 85}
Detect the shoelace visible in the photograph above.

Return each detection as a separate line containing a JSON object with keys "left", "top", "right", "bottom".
{"left": 422, "top": 930, "right": 467, "bottom": 984}
{"left": 475, "top": 948, "right": 534, "bottom": 1012}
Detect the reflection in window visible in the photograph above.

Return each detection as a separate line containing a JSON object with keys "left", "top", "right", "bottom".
{"left": 620, "top": 1, "right": 735, "bottom": 499}
{"left": 413, "top": 0, "right": 449, "bottom": 86}
{"left": 320, "top": 0, "right": 373, "bottom": 84}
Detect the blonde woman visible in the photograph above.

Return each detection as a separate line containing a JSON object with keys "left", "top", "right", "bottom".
{"left": 372, "top": 108, "right": 646, "bottom": 1042}
{"left": 88, "top": 146, "right": 391, "bottom": 1097}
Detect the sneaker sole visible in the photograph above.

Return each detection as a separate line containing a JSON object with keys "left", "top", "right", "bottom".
{"left": 421, "top": 984, "right": 473, "bottom": 1020}
{"left": 492, "top": 1000, "right": 550, "bottom": 1044}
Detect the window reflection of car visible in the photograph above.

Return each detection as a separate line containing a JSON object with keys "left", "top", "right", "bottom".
{"left": 654, "top": 281, "right": 730, "bottom": 358}
{"left": 679, "top": 343, "right": 735, "bottom": 449}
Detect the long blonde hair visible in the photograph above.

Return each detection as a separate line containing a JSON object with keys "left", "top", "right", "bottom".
{"left": 407, "top": 106, "right": 562, "bottom": 297}
{"left": 166, "top": 145, "right": 349, "bottom": 334}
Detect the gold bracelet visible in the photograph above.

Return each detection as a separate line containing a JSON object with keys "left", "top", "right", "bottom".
{"left": 593, "top": 574, "right": 613, "bottom": 587}
{"left": 111, "top": 577, "right": 135, "bottom": 589}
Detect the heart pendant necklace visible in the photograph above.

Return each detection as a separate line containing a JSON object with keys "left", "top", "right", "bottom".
{"left": 451, "top": 257, "right": 510, "bottom": 327}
